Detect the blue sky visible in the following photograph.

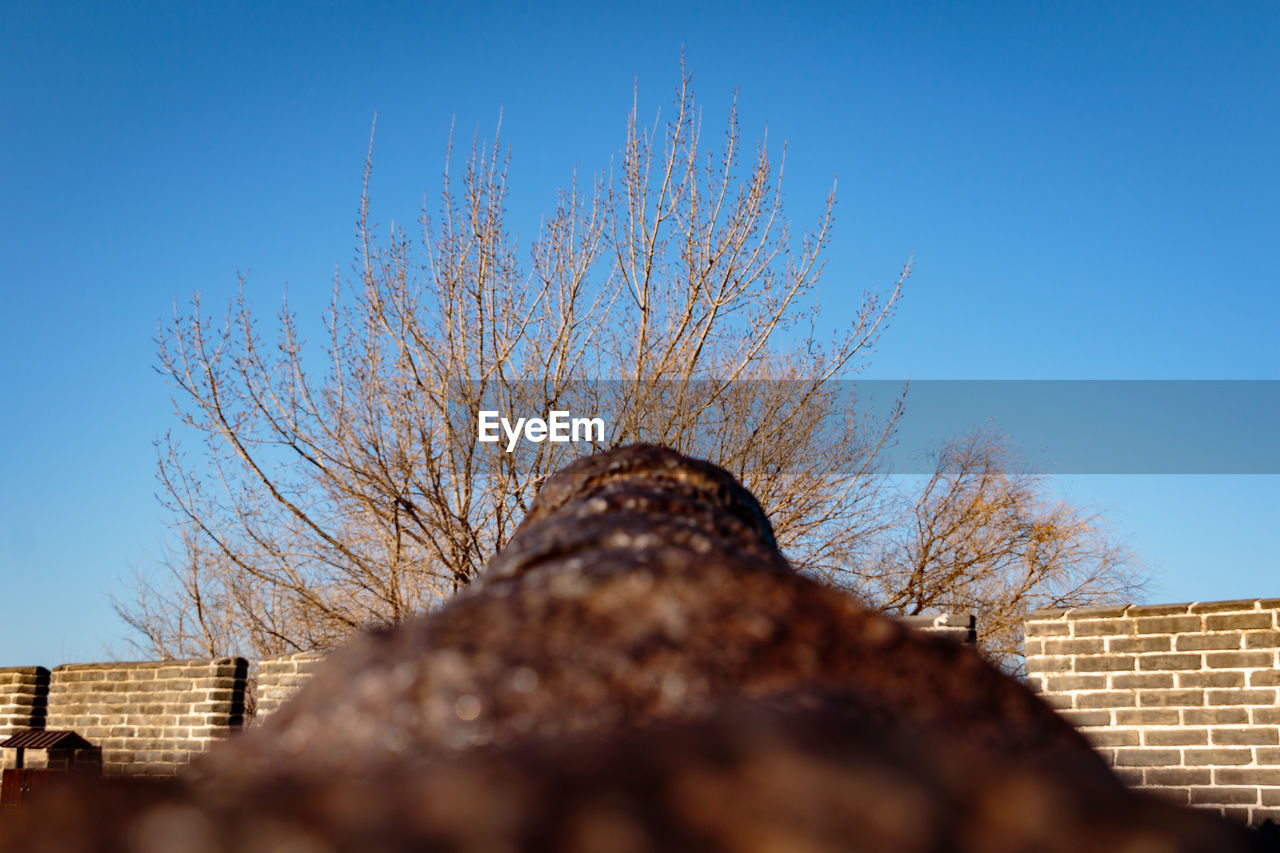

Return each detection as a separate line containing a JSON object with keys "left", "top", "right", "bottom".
{"left": 1, "top": 1, "right": 1276, "bottom": 666}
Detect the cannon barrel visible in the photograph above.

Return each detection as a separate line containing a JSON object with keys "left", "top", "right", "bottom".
{"left": 0, "top": 445, "right": 1256, "bottom": 852}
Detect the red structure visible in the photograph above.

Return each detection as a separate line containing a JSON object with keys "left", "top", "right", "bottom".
{"left": 0, "top": 730, "right": 99, "bottom": 806}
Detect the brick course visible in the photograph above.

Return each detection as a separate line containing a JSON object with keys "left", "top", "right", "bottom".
{"left": 1026, "top": 598, "right": 1280, "bottom": 825}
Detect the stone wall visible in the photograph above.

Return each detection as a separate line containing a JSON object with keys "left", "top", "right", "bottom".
{"left": 31, "top": 658, "right": 247, "bottom": 777}
{"left": 0, "top": 667, "right": 49, "bottom": 739}
{"left": 0, "top": 611, "right": 976, "bottom": 783}
{"left": 4, "top": 603, "right": 1274, "bottom": 825}
{"left": 0, "top": 667, "right": 53, "bottom": 793}
{"left": 900, "top": 612, "right": 978, "bottom": 644}
{"left": 1025, "top": 599, "right": 1280, "bottom": 825}
{"left": 255, "top": 651, "right": 327, "bottom": 721}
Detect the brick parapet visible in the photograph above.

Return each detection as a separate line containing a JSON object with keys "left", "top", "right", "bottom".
{"left": 899, "top": 613, "right": 977, "bottom": 645}
{"left": 255, "top": 651, "right": 326, "bottom": 721}
{"left": 0, "top": 666, "right": 52, "bottom": 801}
{"left": 0, "top": 666, "right": 50, "bottom": 737}
{"left": 1025, "top": 597, "right": 1280, "bottom": 825}
{"left": 1027, "top": 598, "right": 1280, "bottom": 621}
{"left": 43, "top": 657, "right": 248, "bottom": 777}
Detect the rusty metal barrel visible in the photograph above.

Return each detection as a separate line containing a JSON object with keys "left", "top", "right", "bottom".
{"left": 0, "top": 445, "right": 1256, "bottom": 852}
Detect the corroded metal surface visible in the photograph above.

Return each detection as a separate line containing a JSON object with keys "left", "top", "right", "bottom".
{"left": 0, "top": 445, "right": 1256, "bottom": 852}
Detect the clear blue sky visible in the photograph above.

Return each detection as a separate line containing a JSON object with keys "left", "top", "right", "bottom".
{"left": 2, "top": 1, "right": 1276, "bottom": 666}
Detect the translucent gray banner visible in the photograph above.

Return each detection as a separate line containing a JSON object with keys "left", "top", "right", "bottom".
{"left": 872, "top": 380, "right": 1278, "bottom": 474}
{"left": 457, "top": 380, "right": 1278, "bottom": 474}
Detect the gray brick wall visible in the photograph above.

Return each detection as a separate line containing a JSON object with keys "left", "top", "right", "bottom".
{"left": 1025, "top": 598, "right": 1280, "bottom": 825}
{"left": 2, "top": 615, "right": 975, "bottom": 787}
{"left": 0, "top": 666, "right": 49, "bottom": 738}
{"left": 0, "top": 667, "right": 51, "bottom": 799}
{"left": 899, "top": 612, "right": 977, "bottom": 645}
{"left": 40, "top": 657, "right": 248, "bottom": 777}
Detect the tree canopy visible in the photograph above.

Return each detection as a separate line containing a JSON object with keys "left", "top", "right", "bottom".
{"left": 119, "top": 69, "right": 1143, "bottom": 669}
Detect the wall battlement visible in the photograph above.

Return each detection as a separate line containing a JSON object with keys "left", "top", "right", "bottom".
{"left": 0, "top": 667, "right": 49, "bottom": 739}
{"left": 2, "top": 615, "right": 970, "bottom": 790}
{"left": 3, "top": 659, "right": 248, "bottom": 777}
{"left": 9, "top": 604, "right": 1278, "bottom": 826}
{"left": 1025, "top": 598, "right": 1280, "bottom": 825}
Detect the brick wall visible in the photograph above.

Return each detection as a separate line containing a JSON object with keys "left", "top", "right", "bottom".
{"left": 900, "top": 612, "right": 977, "bottom": 644}
{"left": 40, "top": 657, "right": 248, "bottom": 776}
{"left": 0, "top": 610, "right": 1098, "bottom": 795}
{"left": 1025, "top": 599, "right": 1280, "bottom": 825}
{"left": 0, "top": 667, "right": 49, "bottom": 739}
{"left": 0, "top": 667, "right": 52, "bottom": 799}
{"left": 255, "top": 651, "right": 326, "bottom": 721}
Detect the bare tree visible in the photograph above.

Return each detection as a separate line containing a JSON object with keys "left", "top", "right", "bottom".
{"left": 119, "top": 68, "right": 1142, "bottom": 663}
{"left": 864, "top": 430, "right": 1144, "bottom": 671}
{"left": 120, "top": 69, "right": 907, "bottom": 658}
